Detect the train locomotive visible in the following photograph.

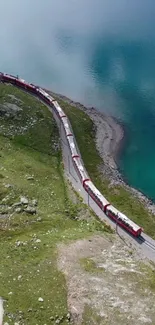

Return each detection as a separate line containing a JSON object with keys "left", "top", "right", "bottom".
{"left": 0, "top": 71, "right": 143, "bottom": 238}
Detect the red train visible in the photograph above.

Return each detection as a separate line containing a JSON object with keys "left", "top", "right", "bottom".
{"left": 0, "top": 72, "right": 143, "bottom": 237}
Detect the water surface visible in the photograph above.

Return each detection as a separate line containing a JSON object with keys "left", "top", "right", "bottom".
{"left": 0, "top": 0, "right": 155, "bottom": 200}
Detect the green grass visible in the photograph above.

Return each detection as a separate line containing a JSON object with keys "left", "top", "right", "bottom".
{"left": 53, "top": 96, "right": 155, "bottom": 238}
{"left": 82, "top": 305, "right": 105, "bottom": 325}
{"left": 139, "top": 263, "right": 155, "bottom": 292}
{"left": 0, "top": 84, "right": 111, "bottom": 324}
{"left": 80, "top": 257, "right": 105, "bottom": 273}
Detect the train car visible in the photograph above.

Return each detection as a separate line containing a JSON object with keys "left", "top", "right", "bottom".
{"left": 67, "top": 136, "right": 79, "bottom": 157}
{"left": 72, "top": 156, "right": 89, "bottom": 183}
{"left": 63, "top": 117, "right": 73, "bottom": 136}
{"left": 52, "top": 100, "right": 66, "bottom": 119}
{"left": 84, "top": 180, "right": 110, "bottom": 210}
{"left": 0, "top": 71, "right": 144, "bottom": 238}
{"left": 1, "top": 74, "right": 36, "bottom": 94}
{"left": 14, "top": 77, "right": 36, "bottom": 93}
{"left": 2, "top": 73, "right": 16, "bottom": 84}
{"left": 105, "top": 205, "right": 142, "bottom": 237}
{"left": 36, "top": 88, "right": 54, "bottom": 104}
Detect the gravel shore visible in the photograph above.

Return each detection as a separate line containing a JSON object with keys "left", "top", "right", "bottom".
{"left": 46, "top": 89, "right": 155, "bottom": 215}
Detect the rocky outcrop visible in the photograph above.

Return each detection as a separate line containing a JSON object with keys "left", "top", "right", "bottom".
{"left": 0, "top": 195, "right": 38, "bottom": 217}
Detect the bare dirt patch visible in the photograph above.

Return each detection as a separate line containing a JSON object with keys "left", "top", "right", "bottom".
{"left": 58, "top": 235, "right": 155, "bottom": 325}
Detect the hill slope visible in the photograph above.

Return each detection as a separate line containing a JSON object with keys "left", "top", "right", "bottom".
{"left": 0, "top": 84, "right": 109, "bottom": 324}
{"left": 1, "top": 84, "right": 155, "bottom": 325}
{"left": 47, "top": 91, "right": 155, "bottom": 239}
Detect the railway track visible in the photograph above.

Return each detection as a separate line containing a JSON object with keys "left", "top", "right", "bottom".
{"left": 1, "top": 73, "right": 155, "bottom": 261}
{"left": 139, "top": 236, "right": 155, "bottom": 251}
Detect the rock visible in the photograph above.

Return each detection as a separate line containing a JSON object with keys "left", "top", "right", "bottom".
{"left": 31, "top": 199, "right": 38, "bottom": 206}
{"left": 37, "top": 217, "right": 42, "bottom": 222}
{"left": 20, "top": 197, "right": 28, "bottom": 205}
{"left": 4, "top": 184, "right": 13, "bottom": 188}
{"left": 15, "top": 207, "right": 22, "bottom": 213}
{"left": 27, "top": 176, "right": 34, "bottom": 180}
{"left": 38, "top": 297, "right": 44, "bottom": 302}
{"left": 13, "top": 202, "right": 22, "bottom": 207}
{"left": 24, "top": 206, "right": 36, "bottom": 215}
{"left": 18, "top": 275, "right": 22, "bottom": 280}
{"left": 59, "top": 316, "right": 64, "bottom": 322}
{"left": 35, "top": 239, "right": 41, "bottom": 243}
{"left": 16, "top": 241, "right": 21, "bottom": 247}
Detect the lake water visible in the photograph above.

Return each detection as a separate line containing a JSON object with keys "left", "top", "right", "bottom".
{"left": 0, "top": 0, "right": 155, "bottom": 200}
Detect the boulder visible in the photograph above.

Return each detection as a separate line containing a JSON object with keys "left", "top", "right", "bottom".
{"left": 20, "top": 197, "right": 28, "bottom": 205}
{"left": 24, "top": 206, "right": 36, "bottom": 215}
{"left": 27, "top": 176, "right": 34, "bottom": 180}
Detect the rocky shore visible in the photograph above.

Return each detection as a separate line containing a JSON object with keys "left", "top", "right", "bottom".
{"left": 46, "top": 89, "right": 155, "bottom": 216}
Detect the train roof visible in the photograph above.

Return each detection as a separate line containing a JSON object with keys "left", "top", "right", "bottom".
{"left": 53, "top": 101, "right": 66, "bottom": 116}
{"left": 67, "top": 137, "right": 79, "bottom": 156}
{"left": 17, "top": 78, "right": 26, "bottom": 83}
{"left": 73, "top": 156, "right": 88, "bottom": 179}
{"left": 15, "top": 78, "right": 34, "bottom": 87}
{"left": 107, "top": 205, "right": 141, "bottom": 231}
{"left": 16, "top": 78, "right": 36, "bottom": 88}
{"left": 3, "top": 73, "right": 16, "bottom": 80}
{"left": 63, "top": 118, "right": 72, "bottom": 135}
{"left": 38, "top": 88, "right": 52, "bottom": 98}
{"left": 86, "top": 180, "right": 110, "bottom": 206}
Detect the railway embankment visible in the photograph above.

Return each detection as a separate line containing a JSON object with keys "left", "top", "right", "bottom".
{"left": 46, "top": 89, "right": 155, "bottom": 239}
{"left": 0, "top": 82, "right": 155, "bottom": 325}
{"left": 0, "top": 83, "right": 111, "bottom": 324}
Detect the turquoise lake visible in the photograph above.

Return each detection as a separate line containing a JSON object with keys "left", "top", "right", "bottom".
{"left": 0, "top": 0, "right": 155, "bottom": 200}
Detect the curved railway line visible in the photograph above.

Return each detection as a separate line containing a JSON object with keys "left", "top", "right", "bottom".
{"left": 0, "top": 71, "right": 155, "bottom": 262}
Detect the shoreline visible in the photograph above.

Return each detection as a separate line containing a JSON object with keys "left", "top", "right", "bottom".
{"left": 46, "top": 88, "right": 155, "bottom": 216}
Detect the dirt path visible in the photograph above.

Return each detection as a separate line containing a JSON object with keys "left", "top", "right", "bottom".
{"left": 58, "top": 234, "right": 155, "bottom": 325}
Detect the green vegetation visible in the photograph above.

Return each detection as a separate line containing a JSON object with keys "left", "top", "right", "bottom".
{"left": 0, "top": 84, "right": 111, "bottom": 324}
{"left": 80, "top": 257, "right": 105, "bottom": 273}
{"left": 82, "top": 305, "right": 104, "bottom": 325}
{"left": 55, "top": 97, "right": 155, "bottom": 238}
{"left": 139, "top": 263, "right": 155, "bottom": 292}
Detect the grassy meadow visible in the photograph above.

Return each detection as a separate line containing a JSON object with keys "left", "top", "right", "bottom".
{"left": 0, "top": 84, "right": 111, "bottom": 324}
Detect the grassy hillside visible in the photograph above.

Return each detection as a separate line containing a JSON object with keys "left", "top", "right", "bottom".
{"left": 54, "top": 97, "right": 155, "bottom": 238}
{"left": 0, "top": 84, "right": 111, "bottom": 324}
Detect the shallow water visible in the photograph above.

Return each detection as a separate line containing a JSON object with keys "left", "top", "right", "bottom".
{"left": 0, "top": 1, "right": 155, "bottom": 200}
